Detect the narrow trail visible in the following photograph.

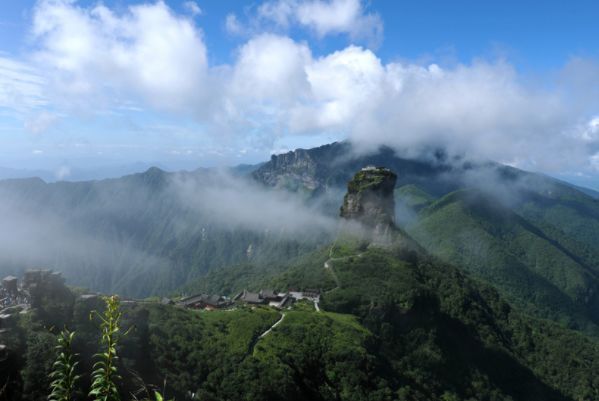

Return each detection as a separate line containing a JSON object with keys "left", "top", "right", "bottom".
{"left": 248, "top": 312, "right": 286, "bottom": 355}
{"left": 323, "top": 257, "right": 341, "bottom": 288}
{"left": 323, "top": 242, "right": 342, "bottom": 289}
{"left": 259, "top": 313, "right": 286, "bottom": 338}
{"left": 323, "top": 243, "right": 365, "bottom": 294}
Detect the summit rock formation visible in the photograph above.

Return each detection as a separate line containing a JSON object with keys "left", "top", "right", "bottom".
{"left": 340, "top": 166, "right": 397, "bottom": 236}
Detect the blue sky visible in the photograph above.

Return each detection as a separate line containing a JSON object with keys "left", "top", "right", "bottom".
{"left": 1, "top": 0, "right": 599, "bottom": 185}
{"left": 4, "top": 1, "right": 598, "bottom": 67}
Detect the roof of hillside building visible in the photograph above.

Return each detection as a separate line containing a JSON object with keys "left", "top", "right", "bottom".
{"left": 179, "top": 293, "right": 227, "bottom": 307}
{"left": 239, "top": 290, "right": 264, "bottom": 304}
{"left": 260, "top": 289, "right": 278, "bottom": 299}
{"left": 206, "top": 295, "right": 224, "bottom": 306}
{"left": 180, "top": 294, "right": 207, "bottom": 305}
{"left": 2, "top": 276, "right": 17, "bottom": 282}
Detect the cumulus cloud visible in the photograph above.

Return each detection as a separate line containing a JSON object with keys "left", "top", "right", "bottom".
{"left": 2, "top": 0, "right": 599, "bottom": 175}
{"left": 214, "top": 36, "right": 599, "bottom": 173}
{"left": 225, "top": 13, "right": 244, "bottom": 35}
{"left": 228, "top": 0, "right": 383, "bottom": 46}
{"left": 294, "top": 0, "right": 382, "bottom": 44}
{"left": 32, "top": 0, "right": 207, "bottom": 112}
{"left": 183, "top": 1, "right": 202, "bottom": 16}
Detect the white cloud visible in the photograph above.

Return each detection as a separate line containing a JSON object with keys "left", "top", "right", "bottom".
{"left": 295, "top": 0, "right": 382, "bottom": 45}
{"left": 32, "top": 0, "right": 207, "bottom": 112}
{"left": 55, "top": 164, "right": 71, "bottom": 180}
{"left": 582, "top": 117, "right": 599, "bottom": 141}
{"left": 231, "top": 0, "right": 383, "bottom": 46}
{"left": 173, "top": 170, "right": 336, "bottom": 234}
{"left": 183, "top": 1, "right": 202, "bottom": 16}
{"left": 1, "top": 0, "right": 598, "bottom": 175}
{"left": 225, "top": 13, "right": 244, "bottom": 35}
{"left": 220, "top": 39, "right": 599, "bottom": 172}
{"left": 0, "top": 56, "right": 46, "bottom": 112}
{"left": 256, "top": 0, "right": 295, "bottom": 28}
{"left": 24, "top": 111, "right": 59, "bottom": 134}
{"left": 231, "top": 35, "right": 311, "bottom": 103}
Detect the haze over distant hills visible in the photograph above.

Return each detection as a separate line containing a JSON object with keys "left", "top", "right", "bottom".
{"left": 1, "top": 141, "right": 599, "bottom": 336}
{"left": 3, "top": 154, "right": 599, "bottom": 401}
{"left": 3, "top": 0, "right": 599, "bottom": 399}
{"left": 0, "top": 162, "right": 183, "bottom": 183}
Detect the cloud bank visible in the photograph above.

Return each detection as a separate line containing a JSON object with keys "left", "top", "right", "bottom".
{"left": 32, "top": 0, "right": 207, "bottom": 112}
{"left": 172, "top": 170, "right": 337, "bottom": 235}
{"left": 5, "top": 0, "right": 599, "bottom": 175}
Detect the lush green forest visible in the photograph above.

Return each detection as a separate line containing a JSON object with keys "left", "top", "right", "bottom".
{"left": 400, "top": 187, "right": 599, "bottom": 335}
{"left": 3, "top": 232, "right": 599, "bottom": 401}
{"left": 3, "top": 142, "right": 599, "bottom": 400}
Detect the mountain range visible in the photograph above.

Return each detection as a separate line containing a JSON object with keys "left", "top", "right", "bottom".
{"left": 1, "top": 141, "right": 599, "bottom": 336}
{"left": 2, "top": 156, "right": 599, "bottom": 401}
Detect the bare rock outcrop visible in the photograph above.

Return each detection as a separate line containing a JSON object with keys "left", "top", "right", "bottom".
{"left": 340, "top": 166, "right": 397, "bottom": 236}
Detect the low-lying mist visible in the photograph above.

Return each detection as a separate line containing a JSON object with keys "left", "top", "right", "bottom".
{"left": 0, "top": 143, "right": 585, "bottom": 299}
{"left": 171, "top": 170, "right": 338, "bottom": 236}
{"left": 0, "top": 169, "right": 338, "bottom": 297}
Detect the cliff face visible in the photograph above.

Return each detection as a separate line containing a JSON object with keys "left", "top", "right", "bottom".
{"left": 251, "top": 142, "right": 351, "bottom": 193}
{"left": 252, "top": 148, "right": 320, "bottom": 191}
{"left": 340, "top": 167, "right": 397, "bottom": 231}
{"left": 251, "top": 142, "right": 454, "bottom": 198}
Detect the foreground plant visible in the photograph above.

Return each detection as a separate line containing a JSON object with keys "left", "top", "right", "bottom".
{"left": 149, "top": 391, "right": 174, "bottom": 401}
{"left": 48, "top": 329, "right": 79, "bottom": 401}
{"left": 130, "top": 373, "right": 175, "bottom": 401}
{"left": 89, "top": 295, "right": 127, "bottom": 401}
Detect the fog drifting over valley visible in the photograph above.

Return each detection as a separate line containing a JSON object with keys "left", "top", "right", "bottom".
{"left": 0, "top": 169, "right": 338, "bottom": 295}
{"left": 1, "top": 0, "right": 599, "bottom": 296}
{"left": 171, "top": 170, "right": 338, "bottom": 235}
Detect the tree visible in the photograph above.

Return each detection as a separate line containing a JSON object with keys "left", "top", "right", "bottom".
{"left": 23, "top": 331, "right": 55, "bottom": 401}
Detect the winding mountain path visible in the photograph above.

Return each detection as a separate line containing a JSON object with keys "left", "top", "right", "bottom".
{"left": 248, "top": 312, "right": 286, "bottom": 355}
{"left": 323, "top": 244, "right": 364, "bottom": 292}
{"left": 259, "top": 312, "right": 286, "bottom": 339}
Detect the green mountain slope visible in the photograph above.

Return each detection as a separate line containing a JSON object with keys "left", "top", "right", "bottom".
{"left": 4, "top": 236, "right": 599, "bottom": 401}
{"left": 2, "top": 139, "right": 599, "bottom": 326}
{"left": 318, "top": 238, "right": 599, "bottom": 400}
{"left": 253, "top": 143, "right": 599, "bottom": 334}
{"left": 406, "top": 189, "right": 599, "bottom": 334}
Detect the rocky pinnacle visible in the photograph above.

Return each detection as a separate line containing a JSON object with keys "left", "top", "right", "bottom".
{"left": 340, "top": 166, "right": 397, "bottom": 232}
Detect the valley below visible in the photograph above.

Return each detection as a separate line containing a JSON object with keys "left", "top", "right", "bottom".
{"left": 1, "top": 142, "right": 599, "bottom": 401}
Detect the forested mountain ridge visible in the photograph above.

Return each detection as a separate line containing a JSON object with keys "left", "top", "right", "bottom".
{"left": 2, "top": 167, "right": 599, "bottom": 401}
{"left": 251, "top": 142, "right": 599, "bottom": 334}
{"left": 405, "top": 188, "right": 599, "bottom": 334}
{"left": 1, "top": 140, "right": 599, "bottom": 338}
{"left": 5, "top": 240, "right": 599, "bottom": 401}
